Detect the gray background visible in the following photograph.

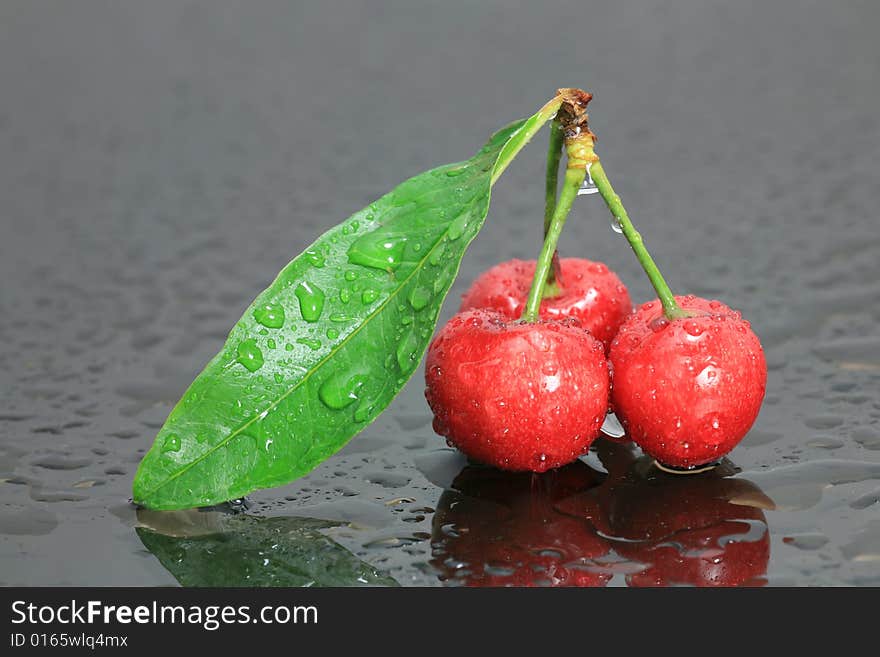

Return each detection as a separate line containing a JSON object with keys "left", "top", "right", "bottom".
{"left": 1, "top": 0, "right": 879, "bottom": 585}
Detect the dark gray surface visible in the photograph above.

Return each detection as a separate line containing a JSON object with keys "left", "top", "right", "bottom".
{"left": 1, "top": 0, "right": 879, "bottom": 585}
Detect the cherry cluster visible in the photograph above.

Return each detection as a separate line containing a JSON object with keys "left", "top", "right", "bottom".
{"left": 424, "top": 257, "right": 767, "bottom": 472}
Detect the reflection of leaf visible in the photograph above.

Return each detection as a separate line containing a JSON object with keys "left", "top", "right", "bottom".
{"left": 136, "top": 512, "right": 398, "bottom": 587}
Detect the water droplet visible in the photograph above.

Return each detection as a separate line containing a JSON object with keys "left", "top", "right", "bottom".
{"left": 361, "top": 288, "right": 379, "bottom": 304}
{"left": 649, "top": 317, "right": 670, "bottom": 332}
{"left": 305, "top": 249, "right": 325, "bottom": 268}
{"left": 319, "top": 369, "right": 369, "bottom": 410}
{"left": 684, "top": 320, "right": 704, "bottom": 337}
{"left": 447, "top": 213, "right": 469, "bottom": 240}
{"left": 296, "top": 337, "right": 322, "bottom": 351}
{"left": 339, "top": 288, "right": 351, "bottom": 304}
{"left": 329, "top": 313, "right": 353, "bottom": 323}
{"left": 344, "top": 270, "right": 358, "bottom": 281}
{"left": 266, "top": 338, "right": 276, "bottom": 350}
{"left": 253, "top": 302, "right": 285, "bottom": 329}
{"left": 326, "top": 328, "right": 340, "bottom": 340}
{"left": 294, "top": 281, "right": 325, "bottom": 322}
{"left": 236, "top": 339, "right": 264, "bottom": 372}
{"left": 408, "top": 286, "right": 432, "bottom": 310}
{"left": 396, "top": 328, "right": 420, "bottom": 373}
{"left": 285, "top": 343, "right": 294, "bottom": 351}
{"left": 609, "top": 216, "right": 623, "bottom": 233}
{"left": 273, "top": 373, "right": 284, "bottom": 384}
{"left": 161, "top": 433, "right": 181, "bottom": 454}
{"left": 577, "top": 169, "right": 599, "bottom": 195}
{"left": 354, "top": 402, "right": 373, "bottom": 423}
{"left": 445, "top": 166, "right": 466, "bottom": 177}
{"left": 347, "top": 229, "right": 408, "bottom": 271}
{"left": 429, "top": 242, "right": 446, "bottom": 266}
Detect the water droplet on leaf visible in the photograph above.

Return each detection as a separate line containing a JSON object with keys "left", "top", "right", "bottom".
{"left": 295, "top": 281, "right": 325, "bottom": 322}
{"left": 319, "top": 369, "right": 369, "bottom": 410}
{"left": 236, "top": 339, "right": 264, "bottom": 372}
{"left": 161, "top": 433, "right": 181, "bottom": 453}
{"left": 253, "top": 302, "right": 285, "bottom": 329}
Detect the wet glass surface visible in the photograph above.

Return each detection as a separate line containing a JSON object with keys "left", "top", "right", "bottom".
{"left": 1, "top": 1, "right": 879, "bottom": 586}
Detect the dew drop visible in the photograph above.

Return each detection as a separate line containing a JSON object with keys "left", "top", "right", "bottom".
{"left": 161, "top": 433, "right": 181, "bottom": 454}
{"left": 296, "top": 337, "right": 322, "bottom": 351}
{"left": 361, "top": 288, "right": 379, "bottom": 304}
{"left": 447, "top": 213, "right": 469, "bottom": 240}
{"left": 253, "top": 302, "right": 285, "bottom": 329}
{"left": 319, "top": 369, "right": 369, "bottom": 410}
{"left": 408, "top": 286, "right": 432, "bottom": 311}
{"left": 429, "top": 242, "right": 446, "bottom": 266}
{"left": 354, "top": 402, "right": 373, "bottom": 423}
{"left": 396, "top": 328, "right": 420, "bottom": 373}
{"left": 684, "top": 320, "right": 704, "bottom": 337}
{"left": 347, "top": 230, "right": 408, "bottom": 271}
{"left": 326, "top": 328, "right": 340, "bottom": 340}
{"left": 577, "top": 169, "right": 599, "bottom": 195}
{"left": 305, "top": 249, "right": 325, "bottom": 268}
{"left": 649, "top": 317, "right": 670, "bottom": 332}
{"left": 294, "top": 281, "right": 325, "bottom": 322}
{"left": 236, "top": 339, "right": 264, "bottom": 372}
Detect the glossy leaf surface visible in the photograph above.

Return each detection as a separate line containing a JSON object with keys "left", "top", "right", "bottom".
{"left": 133, "top": 114, "right": 542, "bottom": 509}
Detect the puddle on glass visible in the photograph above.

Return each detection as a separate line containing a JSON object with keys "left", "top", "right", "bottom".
{"left": 1, "top": 2, "right": 880, "bottom": 587}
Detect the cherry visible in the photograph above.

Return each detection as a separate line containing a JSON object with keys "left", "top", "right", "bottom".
{"left": 609, "top": 295, "right": 767, "bottom": 468}
{"left": 430, "top": 462, "right": 611, "bottom": 586}
{"left": 460, "top": 258, "right": 632, "bottom": 351}
{"left": 424, "top": 309, "right": 609, "bottom": 472}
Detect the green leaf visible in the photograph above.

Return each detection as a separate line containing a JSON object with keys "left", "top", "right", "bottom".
{"left": 133, "top": 106, "right": 555, "bottom": 510}
{"left": 135, "top": 510, "right": 397, "bottom": 587}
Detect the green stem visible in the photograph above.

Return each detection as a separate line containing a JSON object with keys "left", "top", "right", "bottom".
{"left": 588, "top": 160, "right": 688, "bottom": 319}
{"left": 542, "top": 120, "right": 564, "bottom": 293}
{"left": 521, "top": 165, "right": 585, "bottom": 322}
{"left": 544, "top": 120, "right": 564, "bottom": 236}
{"left": 491, "top": 96, "right": 564, "bottom": 186}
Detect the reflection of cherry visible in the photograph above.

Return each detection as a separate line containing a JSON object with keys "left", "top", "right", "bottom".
{"left": 559, "top": 441, "right": 773, "bottom": 587}
{"left": 431, "top": 441, "right": 773, "bottom": 587}
{"left": 431, "top": 461, "right": 611, "bottom": 587}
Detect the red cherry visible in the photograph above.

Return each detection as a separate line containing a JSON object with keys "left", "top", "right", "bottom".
{"left": 460, "top": 258, "right": 632, "bottom": 351}
{"left": 609, "top": 295, "right": 767, "bottom": 468}
{"left": 424, "top": 309, "right": 610, "bottom": 472}
{"left": 430, "top": 462, "right": 611, "bottom": 587}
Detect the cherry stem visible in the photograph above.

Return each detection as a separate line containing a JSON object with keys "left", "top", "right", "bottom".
{"left": 542, "top": 119, "right": 564, "bottom": 294}
{"left": 587, "top": 156, "right": 688, "bottom": 320}
{"left": 521, "top": 142, "right": 586, "bottom": 322}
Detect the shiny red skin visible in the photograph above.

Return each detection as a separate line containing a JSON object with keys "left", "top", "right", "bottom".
{"left": 459, "top": 258, "right": 632, "bottom": 351}
{"left": 424, "top": 309, "right": 610, "bottom": 472}
{"left": 431, "top": 463, "right": 611, "bottom": 587}
{"left": 609, "top": 295, "right": 767, "bottom": 468}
